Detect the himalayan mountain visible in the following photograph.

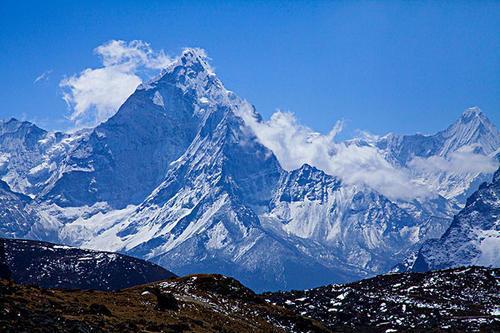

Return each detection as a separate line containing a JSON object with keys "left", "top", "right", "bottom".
{"left": 0, "top": 49, "right": 498, "bottom": 291}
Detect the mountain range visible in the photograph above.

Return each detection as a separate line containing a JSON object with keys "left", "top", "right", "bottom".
{"left": 0, "top": 48, "right": 498, "bottom": 291}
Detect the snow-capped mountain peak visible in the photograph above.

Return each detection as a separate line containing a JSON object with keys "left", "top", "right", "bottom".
{"left": 138, "top": 48, "right": 230, "bottom": 121}
{"left": 460, "top": 106, "right": 486, "bottom": 121}
{"left": 141, "top": 47, "right": 217, "bottom": 89}
{"left": 177, "top": 48, "right": 213, "bottom": 73}
{"left": 439, "top": 106, "right": 499, "bottom": 156}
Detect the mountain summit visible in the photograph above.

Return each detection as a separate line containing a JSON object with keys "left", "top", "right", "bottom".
{"left": 376, "top": 107, "right": 499, "bottom": 164}
{"left": 39, "top": 48, "right": 225, "bottom": 209}
{"left": 440, "top": 107, "right": 500, "bottom": 156}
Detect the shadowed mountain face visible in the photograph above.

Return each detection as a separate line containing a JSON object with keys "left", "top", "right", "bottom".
{"left": 0, "top": 238, "right": 175, "bottom": 290}
{"left": 38, "top": 71, "right": 205, "bottom": 208}
{"left": 0, "top": 48, "right": 498, "bottom": 291}
{"left": 0, "top": 119, "right": 58, "bottom": 196}
{"left": 0, "top": 180, "right": 41, "bottom": 238}
{"left": 408, "top": 167, "right": 500, "bottom": 272}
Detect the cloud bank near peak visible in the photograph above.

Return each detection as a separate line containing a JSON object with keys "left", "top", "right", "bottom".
{"left": 409, "top": 145, "right": 498, "bottom": 175}
{"left": 236, "top": 104, "right": 431, "bottom": 201}
{"left": 60, "top": 40, "right": 173, "bottom": 128}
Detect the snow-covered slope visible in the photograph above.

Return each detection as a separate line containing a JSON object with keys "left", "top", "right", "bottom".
{"left": 0, "top": 180, "right": 42, "bottom": 239}
{"left": 263, "top": 164, "right": 450, "bottom": 274}
{"left": 0, "top": 119, "right": 65, "bottom": 196}
{"left": 407, "top": 167, "right": 500, "bottom": 271}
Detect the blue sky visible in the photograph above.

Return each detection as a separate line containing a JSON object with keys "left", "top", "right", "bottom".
{"left": 0, "top": 1, "right": 498, "bottom": 137}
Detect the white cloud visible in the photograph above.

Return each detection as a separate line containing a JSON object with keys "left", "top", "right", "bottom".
{"left": 94, "top": 40, "right": 172, "bottom": 69}
{"left": 60, "top": 40, "right": 173, "bottom": 128}
{"left": 34, "top": 70, "right": 52, "bottom": 83}
{"left": 60, "top": 67, "right": 141, "bottom": 128}
{"left": 237, "top": 105, "right": 430, "bottom": 201}
{"left": 408, "top": 145, "right": 498, "bottom": 175}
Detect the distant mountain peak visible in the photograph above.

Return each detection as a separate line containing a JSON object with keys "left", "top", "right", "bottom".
{"left": 163, "top": 47, "right": 214, "bottom": 79}
{"left": 1, "top": 118, "right": 39, "bottom": 131}
{"left": 461, "top": 106, "right": 483, "bottom": 116}
{"left": 457, "top": 106, "right": 490, "bottom": 126}
{"left": 437, "top": 108, "right": 499, "bottom": 156}
{"left": 4, "top": 117, "right": 20, "bottom": 124}
{"left": 296, "top": 163, "right": 320, "bottom": 173}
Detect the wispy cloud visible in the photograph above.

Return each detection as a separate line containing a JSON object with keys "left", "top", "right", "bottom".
{"left": 34, "top": 70, "right": 52, "bottom": 83}
{"left": 408, "top": 144, "right": 498, "bottom": 175}
{"left": 60, "top": 40, "right": 173, "bottom": 128}
{"left": 237, "top": 105, "right": 431, "bottom": 201}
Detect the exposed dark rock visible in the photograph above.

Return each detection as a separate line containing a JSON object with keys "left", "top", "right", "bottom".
{"left": 144, "top": 287, "right": 179, "bottom": 311}
{"left": 88, "top": 303, "right": 112, "bottom": 316}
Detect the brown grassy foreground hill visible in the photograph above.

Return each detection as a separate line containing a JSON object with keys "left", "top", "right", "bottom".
{"left": 0, "top": 274, "right": 328, "bottom": 333}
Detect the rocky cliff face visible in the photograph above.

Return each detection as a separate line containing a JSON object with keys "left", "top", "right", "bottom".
{"left": 0, "top": 180, "right": 45, "bottom": 239}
